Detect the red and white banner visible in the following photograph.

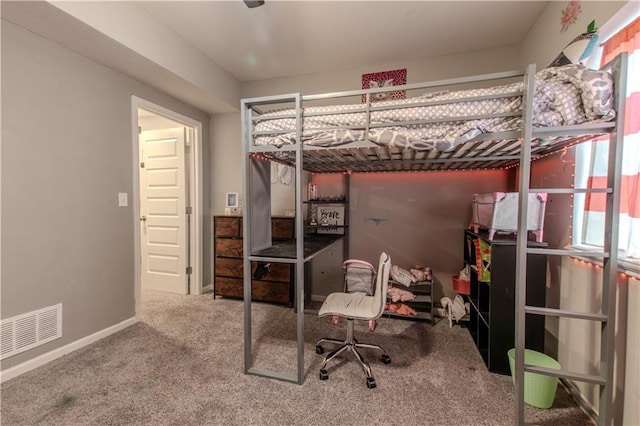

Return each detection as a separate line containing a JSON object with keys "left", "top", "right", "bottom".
{"left": 584, "top": 17, "right": 640, "bottom": 258}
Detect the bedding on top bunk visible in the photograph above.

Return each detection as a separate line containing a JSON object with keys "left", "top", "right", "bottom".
{"left": 252, "top": 64, "right": 615, "bottom": 152}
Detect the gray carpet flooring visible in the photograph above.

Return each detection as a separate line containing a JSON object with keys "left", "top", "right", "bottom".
{"left": 1, "top": 289, "right": 592, "bottom": 425}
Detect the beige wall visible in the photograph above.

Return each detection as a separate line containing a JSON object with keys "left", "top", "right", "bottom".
{"left": 241, "top": 44, "right": 521, "bottom": 99}
{"left": 346, "top": 170, "right": 508, "bottom": 300}
{"left": 139, "top": 113, "right": 183, "bottom": 131}
{"left": 1, "top": 21, "right": 211, "bottom": 369}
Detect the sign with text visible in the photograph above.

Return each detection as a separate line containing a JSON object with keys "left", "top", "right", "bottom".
{"left": 316, "top": 206, "right": 345, "bottom": 235}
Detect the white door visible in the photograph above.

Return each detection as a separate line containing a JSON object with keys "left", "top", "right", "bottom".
{"left": 139, "top": 127, "right": 188, "bottom": 294}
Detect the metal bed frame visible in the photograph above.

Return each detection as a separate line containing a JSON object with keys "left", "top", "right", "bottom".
{"left": 240, "top": 54, "right": 627, "bottom": 425}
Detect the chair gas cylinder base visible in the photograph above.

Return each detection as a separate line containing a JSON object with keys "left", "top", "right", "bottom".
{"left": 315, "top": 252, "right": 392, "bottom": 389}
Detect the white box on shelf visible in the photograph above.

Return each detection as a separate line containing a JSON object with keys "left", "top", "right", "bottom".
{"left": 471, "top": 192, "right": 547, "bottom": 242}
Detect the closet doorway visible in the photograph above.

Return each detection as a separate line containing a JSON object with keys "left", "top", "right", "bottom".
{"left": 131, "top": 97, "right": 203, "bottom": 318}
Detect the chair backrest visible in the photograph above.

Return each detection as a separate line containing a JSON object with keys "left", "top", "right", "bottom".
{"left": 342, "top": 259, "right": 376, "bottom": 295}
{"left": 372, "top": 252, "right": 391, "bottom": 319}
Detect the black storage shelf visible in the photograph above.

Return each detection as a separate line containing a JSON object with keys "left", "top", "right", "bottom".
{"left": 384, "top": 279, "right": 435, "bottom": 324}
{"left": 463, "top": 229, "right": 547, "bottom": 375}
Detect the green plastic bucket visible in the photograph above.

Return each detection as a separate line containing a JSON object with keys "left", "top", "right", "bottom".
{"left": 508, "top": 348, "right": 561, "bottom": 409}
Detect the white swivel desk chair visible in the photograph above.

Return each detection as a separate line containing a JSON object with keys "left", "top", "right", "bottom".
{"left": 315, "top": 252, "right": 392, "bottom": 389}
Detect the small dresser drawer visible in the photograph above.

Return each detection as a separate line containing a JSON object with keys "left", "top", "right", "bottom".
{"left": 213, "top": 215, "right": 294, "bottom": 306}
{"left": 215, "top": 238, "right": 243, "bottom": 258}
{"left": 215, "top": 216, "right": 242, "bottom": 237}
{"left": 214, "top": 277, "right": 291, "bottom": 305}
{"left": 216, "top": 258, "right": 292, "bottom": 282}
{"left": 255, "top": 262, "right": 292, "bottom": 283}
{"left": 271, "top": 217, "right": 294, "bottom": 240}
{"left": 251, "top": 280, "right": 291, "bottom": 304}
{"left": 215, "top": 257, "right": 244, "bottom": 278}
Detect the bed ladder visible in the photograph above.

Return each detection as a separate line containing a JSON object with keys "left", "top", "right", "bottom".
{"left": 513, "top": 53, "right": 627, "bottom": 426}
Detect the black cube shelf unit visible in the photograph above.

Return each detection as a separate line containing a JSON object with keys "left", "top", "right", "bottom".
{"left": 463, "top": 229, "right": 547, "bottom": 375}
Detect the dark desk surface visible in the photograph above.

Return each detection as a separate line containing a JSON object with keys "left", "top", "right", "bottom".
{"left": 251, "top": 234, "right": 344, "bottom": 260}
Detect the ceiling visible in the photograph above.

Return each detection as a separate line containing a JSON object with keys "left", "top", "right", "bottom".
{"left": 138, "top": 1, "right": 548, "bottom": 82}
{"left": 1, "top": 1, "right": 549, "bottom": 113}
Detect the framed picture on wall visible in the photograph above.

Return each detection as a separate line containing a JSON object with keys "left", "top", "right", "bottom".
{"left": 361, "top": 68, "right": 407, "bottom": 103}
{"left": 225, "top": 192, "right": 238, "bottom": 208}
{"left": 316, "top": 205, "right": 345, "bottom": 235}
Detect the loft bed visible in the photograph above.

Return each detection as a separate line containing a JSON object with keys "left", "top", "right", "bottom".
{"left": 244, "top": 63, "right": 617, "bottom": 174}
{"left": 241, "top": 54, "right": 627, "bottom": 426}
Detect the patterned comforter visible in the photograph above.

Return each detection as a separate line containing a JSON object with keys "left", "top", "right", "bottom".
{"left": 252, "top": 65, "right": 616, "bottom": 152}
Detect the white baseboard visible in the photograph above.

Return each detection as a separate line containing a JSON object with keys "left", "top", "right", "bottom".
{"left": 310, "top": 294, "right": 326, "bottom": 302}
{"left": 0, "top": 316, "right": 137, "bottom": 383}
{"left": 560, "top": 378, "right": 598, "bottom": 424}
{"left": 202, "top": 284, "right": 213, "bottom": 293}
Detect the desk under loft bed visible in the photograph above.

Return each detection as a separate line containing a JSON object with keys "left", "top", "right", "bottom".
{"left": 240, "top": 54, "right": 627, "bottom": 425}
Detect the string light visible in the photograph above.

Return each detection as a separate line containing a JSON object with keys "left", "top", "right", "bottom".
{"left": 249, "top": 133, "right": 608, "bottom": 177}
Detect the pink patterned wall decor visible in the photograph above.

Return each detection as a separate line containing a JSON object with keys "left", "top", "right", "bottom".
{"left": 361, "top": 69, "right": 407, "bottom": 102}
{"left": 561, "top": 0, "right": 582, "bottom": 33}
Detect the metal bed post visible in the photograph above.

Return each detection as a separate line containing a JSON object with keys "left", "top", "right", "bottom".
{"left": 241, "top": 98, "right": 253, "bottom": 376}
{"left": 294, "top": 93, "right": 305, "bottom": 384}
{"left": 514, "top": 63, "right": 537, "bottom": 426}
{"left": 599, "top": 52, "right": 627, "bottom": 426}
{"left": 242, "top": 93, "right": 306, "bottom": 384}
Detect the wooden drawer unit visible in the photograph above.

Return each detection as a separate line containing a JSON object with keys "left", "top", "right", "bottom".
{"left": 213, "top": 215, "right": 294, "bottom": 306}
{"left": 271, "top": 217, "right": 294, "bottom": 240}
{"left": 215, "top": 238, "right": 243, "bottom": 258}
{"left": 214, "top": 277, "right": 291, "bottom": 305}
{"left": 215, "top": 216, "right": 242, "bottom": 237}
{"left": 215, "top": 258, "right": 292, "bottom": 282}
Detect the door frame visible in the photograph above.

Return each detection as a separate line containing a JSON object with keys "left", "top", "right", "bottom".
{"left": 131, "top": 96, "right": 203, "bottom": 318}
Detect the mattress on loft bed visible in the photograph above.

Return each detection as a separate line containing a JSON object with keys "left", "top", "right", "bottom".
{"left": 252, "top": 64, "right": 615, "bottom": 152}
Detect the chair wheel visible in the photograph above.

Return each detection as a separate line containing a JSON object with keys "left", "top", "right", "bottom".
{"left": 316, "top": 345, "right": 324, "bottom": 355}
{"left": 366, "top": 377, "right": 377, "bottom": 389}
{"left": 381, "top": 354, "right": 391, "bottom": 364}
{"left": 319, "top": 369, "right": 328, "bottom": 380}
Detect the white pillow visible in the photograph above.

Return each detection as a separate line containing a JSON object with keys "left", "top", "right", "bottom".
{"left": 548, "top": 31, "right": 599, "bottom": 68}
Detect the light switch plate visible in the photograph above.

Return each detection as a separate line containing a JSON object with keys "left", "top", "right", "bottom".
{"left": 118, "top": 192, "right": 128, "bottom": 207}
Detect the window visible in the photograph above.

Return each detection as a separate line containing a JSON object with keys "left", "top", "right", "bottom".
{"left": 573, "top": 16, "right": 640, "bottom": 262}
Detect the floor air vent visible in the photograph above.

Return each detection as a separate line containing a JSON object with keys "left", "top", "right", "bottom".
{"left": 1, "top": 304, "right": 62, "bottom": 360}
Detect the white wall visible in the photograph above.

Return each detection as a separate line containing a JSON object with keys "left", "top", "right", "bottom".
{"left": 519, "top": 1, "right": 626, "bottom": 69}
{"left": 139, "top": 113, "right": 183, "bottom": 131}
{"left": 47, "top": 1, "right": 240, "bottom": 113}
{"left": 346, "top": 170, "right": 508, "bottom": 300}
